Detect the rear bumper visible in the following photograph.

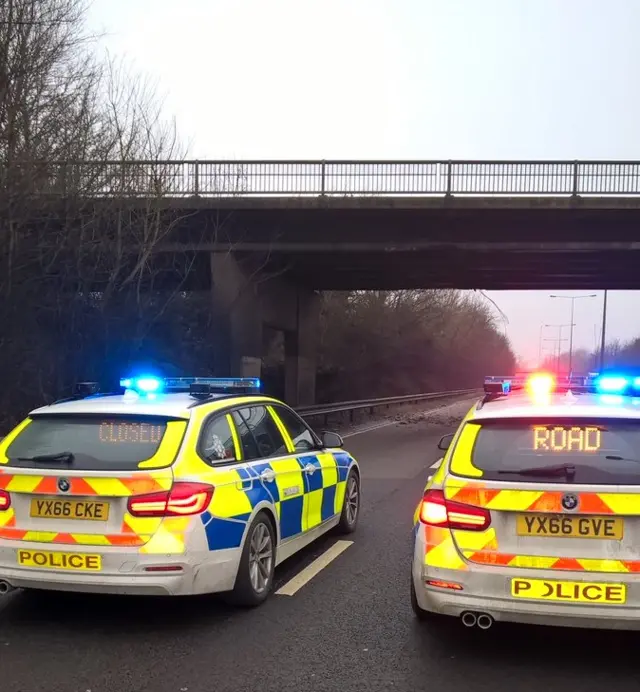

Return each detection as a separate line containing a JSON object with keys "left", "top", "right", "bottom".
{"left": 412, "top": 555, "right": 640, "bottom": 630}
{"left": 0, "top": 543, "right": 242, "bottom": 596}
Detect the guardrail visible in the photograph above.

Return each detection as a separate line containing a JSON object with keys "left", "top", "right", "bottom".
{"left": 296, "top": 388, "right": 480, "bottom": 426}
{"left": 0, "top": 389, "right": 480, "bottom": 441}
{"left": 11, "top": 160, "right": 640, "bottom": 197}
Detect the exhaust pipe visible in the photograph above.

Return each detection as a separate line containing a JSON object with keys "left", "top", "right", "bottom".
{"left": 477, "top": 613, "right": 494, "bottom": 630}
{"left": 0, "top": 580, "right": 14, "bottom": 595}
{"left": 461, "top": 611, "right": 477, "bottom": 627}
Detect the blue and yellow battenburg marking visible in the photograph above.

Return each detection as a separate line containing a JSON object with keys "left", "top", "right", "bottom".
{"left": 198, "top": 451, "right": 355, "bottom": 551}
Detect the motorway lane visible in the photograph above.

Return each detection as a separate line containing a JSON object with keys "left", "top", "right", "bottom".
{"left": 2, "top": 401, "right": 640, "bottom": 692}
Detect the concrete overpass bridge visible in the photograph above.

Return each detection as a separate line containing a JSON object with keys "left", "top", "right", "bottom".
{"left": 36, "top": 159, "right": 640, "bottom": 403}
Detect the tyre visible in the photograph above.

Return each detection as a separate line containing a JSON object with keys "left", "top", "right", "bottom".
{"left": 336, "top": 469, "right": 360, "bottom": 534}
{"left": 229, "top": 511, "right": 276, "bottom": 607}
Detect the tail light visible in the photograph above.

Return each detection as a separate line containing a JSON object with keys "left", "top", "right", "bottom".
{"left": 0, "top": 490, "right": 10, "bottom": 511}
{"left": 419, "top": 489, "right": 490, "bottom": 531}
{"left": 128, "top": 482, "right": 214, "bottom": 518}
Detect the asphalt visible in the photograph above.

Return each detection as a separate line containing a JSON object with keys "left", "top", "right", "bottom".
{"left": 2, "top": 403, "right": 640, "bottom": 692}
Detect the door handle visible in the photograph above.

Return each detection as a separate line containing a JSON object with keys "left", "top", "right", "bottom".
{"left": 260, "top": 469, "right": 275, "bottom": 483}
{"left": 304, "top": 463, "right": 316, "bottom": 475}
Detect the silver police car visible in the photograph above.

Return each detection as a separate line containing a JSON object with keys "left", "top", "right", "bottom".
{"left": 411, "top": 373, "right": 640, "bottom": 630}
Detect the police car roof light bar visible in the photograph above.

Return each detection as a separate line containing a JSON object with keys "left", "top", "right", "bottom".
{"left": 164, "top": 377, "right": 261, "bottom": 396}
{"left": 120, "top": 376, "right": 261, "bottom": 396}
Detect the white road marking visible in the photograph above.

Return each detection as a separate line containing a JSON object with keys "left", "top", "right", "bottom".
{"left": 430, "top": 460, "right": 442, "bottom": 469}
{"left": 275, "top": 540, "right": 353, "bottom": 596}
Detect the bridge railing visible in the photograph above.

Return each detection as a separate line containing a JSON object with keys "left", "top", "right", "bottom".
{"left": 9, "top": 160, "right": 640, "bottom": 197}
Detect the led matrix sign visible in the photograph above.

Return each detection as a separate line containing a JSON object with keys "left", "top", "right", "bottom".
{"left": 533, "top": 426, "right": 601, "bottom": 452}
{"left": 98, "top": 422, "right": 164, "bottom": 444}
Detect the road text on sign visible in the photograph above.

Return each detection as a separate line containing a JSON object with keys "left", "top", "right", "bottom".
{"left": 516, "top": 514, "right": 623, "bottom": 539}
{"left": 511, "top": 578, "right": 625, "bottom": 604}
{"left": 17, "top": 550, "right": 102, "bottom": 571}
{"left": 533, "top": 426, "right": 601, "bottom": 452}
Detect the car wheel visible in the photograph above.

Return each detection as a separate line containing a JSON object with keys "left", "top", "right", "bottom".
{"left": 229, "top": 511, "right": 276, "bottom": 607}
{"left": 336, "top": 469, "right": 360, "bottom": 534}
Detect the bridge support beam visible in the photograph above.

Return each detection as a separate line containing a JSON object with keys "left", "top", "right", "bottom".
{"left": 210, "top": 253, "right": 318, "bottom": 406}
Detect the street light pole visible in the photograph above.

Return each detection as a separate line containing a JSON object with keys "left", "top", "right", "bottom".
{"left": 549, "top": 294, "right": 597, "bottom": 375}
{"left": 599, "top": 290, "right": 608, "bottom": 371}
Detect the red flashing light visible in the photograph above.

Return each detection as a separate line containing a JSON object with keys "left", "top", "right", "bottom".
{"left": 419, "top": 489, "right": 491, "bottom": 532}
{"left": 0, "top": 490, "right": 10, "bottom": 511}
{"left": 128, "top": 482, "right": 214, "bottom": 518}
{"left": 526, "top": 372, "right": 555, "bottom": 397}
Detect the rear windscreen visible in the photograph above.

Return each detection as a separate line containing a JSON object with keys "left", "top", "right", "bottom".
{"left": 5, "top": 416, "right": 170, "bottom": 470}
{"left": 460, "top": 419, "right": 640, "bottom": 484}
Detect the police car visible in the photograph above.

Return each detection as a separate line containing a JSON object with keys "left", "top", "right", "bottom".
{"left": 0, "top": 376, "right": 360, "bottom": 605}
{"left": 411, "top": 371, "right": 640, "bottom": 630}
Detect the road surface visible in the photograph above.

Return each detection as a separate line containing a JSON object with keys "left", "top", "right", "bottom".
{"left": 1, "top": 400, "right": 638, "bottom": 692}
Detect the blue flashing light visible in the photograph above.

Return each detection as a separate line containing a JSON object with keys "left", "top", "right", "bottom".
{"left": 595, "top": 376, "right": 629, "bottom": 394}
{"left": 120, "top": 375, "right": 163, "bottom": 394}
{"left": 599, "top": 394, "right": 625, "bottom": 406}
{"left": 633, "top": 377, "right": 640, "bottom": 388}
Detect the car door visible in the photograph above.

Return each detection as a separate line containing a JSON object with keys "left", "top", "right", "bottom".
{"left": 231, "top": 406, "right": 306, "bottom": 542}
{"left": 269, "top": 405, "right": 340, "bottom": 532}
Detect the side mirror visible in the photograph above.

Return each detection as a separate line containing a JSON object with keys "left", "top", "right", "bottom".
{"left": 321, "top": 431, "right": 344, "bottom": 449}
{"left": 437, "top": 433, "right": 455, "bottom": 451}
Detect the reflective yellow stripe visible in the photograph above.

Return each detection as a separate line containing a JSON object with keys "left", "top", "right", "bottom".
{"left": 318, "top": 452, "right": 338, "bottom": 487}
{"left": 138, "top": 420, "right": 187, "bottom": 469}
{"left": 449, "top": 423, "right": 483, "bottom": 478}
{"left": 577, "top": 558, "right": 629, "bottom": 573}
{"left": 270, "top": 458, "right": 305, "bottom": 502}
{"left": 0, "top": 509, "right": 15, "bottom": 528}
{"left": 268, "top": 406, "right": 295, "bottom": 453}
{"left": 208, "top": 468, "right": 253, "bottom": 517}
{"left": 306, "top": 489, "right": 323, "bottom": 530}
{"left": 486, "top": 490, "right": 544, "bottom": 511}
{"left": 334, "top": 480, "right": 346, "bottom": 515}
{"left": 452, "top": 527, "right": 498, "bottom": 552}
{"left": 69, "top": 534, "right": 112, "bottom": 546}
{"left": 6, "top": 475, "right": 41, "bottom": 493}
{"left": 424, "top": 527, "right": 466, "bottom": 570}
{"left": 84, "top": 478, "right": 130, "bottom": 496}
{"left": 140, "top": 518, "right": 191, "bottom": 554}
{"left": 597, "top": 494, "right": 640, "bottom": 514}
{"left": 227, "top": 414, "right": 242, "bottom": 460}
{"left": 0, "top": 418, "right": 32, "bottom": 464}
{"left": 506, "top": 555, "right": 559, "bottom": 570}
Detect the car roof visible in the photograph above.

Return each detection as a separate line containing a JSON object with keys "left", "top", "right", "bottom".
{"left": 29, "top": 392, "right": 278, "bottom": 420}
{"left": 470, "top": 391, "right": 640, "bottom": 421}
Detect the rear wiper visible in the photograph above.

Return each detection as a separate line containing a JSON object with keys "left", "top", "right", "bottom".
{"left": 605, "top": 455, "right": 640, "bottom": 464}
{"left": 498, "top": 463, "right": 576, "bottom": 480}
{"left": 18, "top": 452, "right": 74, "bottom": 464}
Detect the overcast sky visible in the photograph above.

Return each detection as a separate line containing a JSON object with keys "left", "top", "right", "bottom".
{"left": 88, "top": 0, "right": 640, "bottom": 367}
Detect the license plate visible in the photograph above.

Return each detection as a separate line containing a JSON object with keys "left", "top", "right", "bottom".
{"left": 516, "top": 514, "right": 623, "bottom": 539}
{"left": 512, "top": 578, "right": 626, "bottom": 604}
{"left": 17, "top": 549, "right": 101, "bottom": 571}
{"left": 30, "top": 498, "right": 109, "bottom": 521}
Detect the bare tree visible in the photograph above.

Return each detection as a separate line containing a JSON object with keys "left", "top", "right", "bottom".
{"left": 0, "top": 0, "right": 214, "bottom": 429}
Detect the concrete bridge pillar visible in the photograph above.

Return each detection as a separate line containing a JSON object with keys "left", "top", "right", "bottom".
{"left": 210, "top": 253, "right": 318, "bottom": 406}
{"left": 284, "top": 290, "right": 319, "bottom": 407}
